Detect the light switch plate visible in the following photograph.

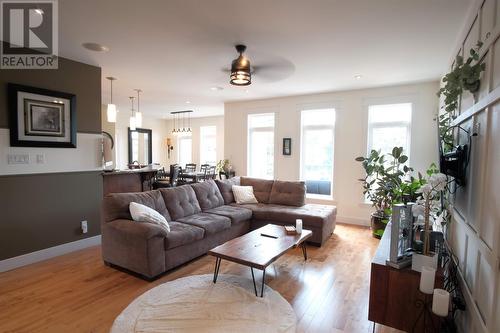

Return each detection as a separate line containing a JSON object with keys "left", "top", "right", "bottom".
{"left": 7, "top": 154, "right": 29, "bottom": 164}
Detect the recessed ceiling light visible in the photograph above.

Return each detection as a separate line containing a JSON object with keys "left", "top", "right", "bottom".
{"left": 185, "top": 101, "right": 191, "bottom": 104}
{"left": 354, "top": 75, "right": 362, "bottom": 80}
{"left": 210, "top": 86, "right": 223, "bottom": 91}
{"left": 82, "top": 42, "right": 110, "bottom": 52}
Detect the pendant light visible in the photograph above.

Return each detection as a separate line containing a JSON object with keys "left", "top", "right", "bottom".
{"left": 230, "top": 45, "right": 251, "bottom": 86}
{"left": 170, "top": 110, "right": 193, "bottom": 135}
{"left": 129, "top": 96, "right": 136, "bottom": 131}
{"left": 134, "top": 89, "right": 143, "bottom": 127}
{"left": 106, "top": 77, "right": 117, "bottom": 122}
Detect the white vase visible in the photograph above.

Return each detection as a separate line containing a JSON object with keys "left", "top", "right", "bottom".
{"left": 411, "top": 252, "right": 438, "bottom": 272}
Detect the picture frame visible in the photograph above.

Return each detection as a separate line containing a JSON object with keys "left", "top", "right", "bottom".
{"left": 283, "top": 137, "right": 291, "bottom": 155}
{"left": 8, "top": 83, "right": 77, "bottom": 148}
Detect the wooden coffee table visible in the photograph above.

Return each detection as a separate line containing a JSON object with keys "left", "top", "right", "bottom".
{"left": 208, "top": 224, "right": 312, "bottom": 297}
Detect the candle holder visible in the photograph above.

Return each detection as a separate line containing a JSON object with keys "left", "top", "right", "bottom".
{"left": 412, "top": 290, "right": 442, "bottom": 333}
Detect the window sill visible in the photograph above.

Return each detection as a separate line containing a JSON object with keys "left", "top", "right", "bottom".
{"left": 306, "top": 194, "right": 335, "bottom": 202}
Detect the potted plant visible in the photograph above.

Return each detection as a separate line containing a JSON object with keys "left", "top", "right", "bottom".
{"left": 437, "top": 41, "right": 486, "bottom": 113}
{"left": 437, "top": 41, "right": 486, "bottom": 153}
{"left": 411, "top": 169, "right": 448, "bottom": 271}
{"left": 355, "top": 147, "right": 410, "bottom": 238}
{"left": 216, "top": 159, "right": 232, "bottom": 173}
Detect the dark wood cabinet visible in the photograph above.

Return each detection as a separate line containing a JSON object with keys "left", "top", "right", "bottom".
{"left": 369, "top": 225, "right": 444, "bottom": 332}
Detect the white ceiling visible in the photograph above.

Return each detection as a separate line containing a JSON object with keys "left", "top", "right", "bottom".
{"left": 59, "top": 0, "right": 472, "bottom": 118}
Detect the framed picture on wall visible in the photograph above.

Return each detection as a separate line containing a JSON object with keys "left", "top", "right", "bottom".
{"left": 283, "top": 138, "right": 291, "bottom": 155}
{"left": 8, "top": 83, "right": 77, "bottom": 148}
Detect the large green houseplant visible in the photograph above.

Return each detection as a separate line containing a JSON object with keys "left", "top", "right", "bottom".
{"left": 355, "top": 147, "right": 414, "bottom": 238}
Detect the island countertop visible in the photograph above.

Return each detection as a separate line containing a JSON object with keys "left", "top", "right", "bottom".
{"left": 102, "top": 166, "right": 160, "bottom": 195}
{"left": 102, "top": 165, "right": 161, "bottom": 176}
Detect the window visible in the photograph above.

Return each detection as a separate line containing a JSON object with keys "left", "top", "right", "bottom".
{"left": 300, "top": 109, "right": 336, "bottom": 197}
{"left": 367, "top": 103, "right": 412, "bottom": 159}
{"left": 247, "top": 113, "right": 275, "bottom": 179}
{"left": 177, "top": 135, "right": 192, "bottom": 167}
{"left": 200, "top": 126, "right": 217, "bottom": 165}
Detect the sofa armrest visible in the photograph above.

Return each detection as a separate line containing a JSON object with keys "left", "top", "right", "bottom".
{"left": 101, "top": 219, "right": 167, "bottom": 278}
{"left": 105, "top": 219, "right": 168, "bottom": 240}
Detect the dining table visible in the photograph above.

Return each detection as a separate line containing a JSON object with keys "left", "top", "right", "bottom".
{"left": 165, "top": 170, "right": 206, "bottom": 183}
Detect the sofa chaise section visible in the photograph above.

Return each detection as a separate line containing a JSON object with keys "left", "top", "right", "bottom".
{"left": 220, "top": 177, "right": 337, "bottom": 246}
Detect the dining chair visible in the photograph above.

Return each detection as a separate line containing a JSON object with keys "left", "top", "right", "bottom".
{"left": 169, "top": 164, "right": 181, "bottom": 187}
{"left": 200, "top": 164, "right": 209, "bottom": 174}
{"left": 185, "top": 163, "right": 196, "bottom": 173}
{"left": 207, "top": 165, "right": 216, "bottom": 180}
{"left": 153, "top": 164, "right": 180, "bottom": 188}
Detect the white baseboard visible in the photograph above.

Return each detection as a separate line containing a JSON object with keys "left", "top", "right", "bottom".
{"left": 0, "top": 235, "right": 101, "bottom": 273}
{"left": 336, "top": 215, "right": 370, "bottom": 226}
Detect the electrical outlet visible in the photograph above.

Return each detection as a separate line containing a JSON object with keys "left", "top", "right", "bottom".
{"left": 81, "top": 220, "right": 88, "bottom": 234}
{"left": 7, "top": 154, "right": 29, "bottom": 164}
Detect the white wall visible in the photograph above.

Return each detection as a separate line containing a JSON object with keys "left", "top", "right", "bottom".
{"left": 224, "top": 81, "right": 440, "bottom": 225}
{"left": 106, "top": 112, "right": 225, "bottom": 170}
{"left": 113, "top": 110, "right": 170, "bottom": 169}
{"left": 165, "top": 116, "right": 225, "bottom": 167}
{"left": 444, "top": 1, "right": 500, "bottom": 332}
{"left": 0, "top": 129, "right": 101, "bottom": 175}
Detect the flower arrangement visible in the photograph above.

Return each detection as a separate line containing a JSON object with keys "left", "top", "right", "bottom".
{"left": 411, "top": 170, "right": 448, "bottom": 256}
{"left": 216, "top": 159, "right": 232, "bottom": 173}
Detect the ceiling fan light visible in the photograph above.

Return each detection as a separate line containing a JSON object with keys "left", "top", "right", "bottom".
{"left": 106, "top": 104, "right": 117, "bottom": 123}
{"left": 230, "top": 51, "right": 251, "bottom": 86}
{"left": 230, "top": 70, "right": 251, "bottom": 86}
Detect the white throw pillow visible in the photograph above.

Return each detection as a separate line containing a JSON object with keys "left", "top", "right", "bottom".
{"left": 129, "top": 202, "right": 170, "bottom": 232}
{"left": 232, "top": 185, "right": 258, "bottom": 204}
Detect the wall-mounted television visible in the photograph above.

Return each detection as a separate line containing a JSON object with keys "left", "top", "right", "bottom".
{"left": 438, "top": 124, "right": 471, "bottom": 187}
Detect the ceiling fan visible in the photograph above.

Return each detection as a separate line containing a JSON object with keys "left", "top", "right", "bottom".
{"left": 227, "top": 44, "right": 295, "bottom": 86}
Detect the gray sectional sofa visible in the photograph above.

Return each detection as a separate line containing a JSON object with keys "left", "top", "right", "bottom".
{"left": 101, "top": 177, "right": 337, "bottom": 279}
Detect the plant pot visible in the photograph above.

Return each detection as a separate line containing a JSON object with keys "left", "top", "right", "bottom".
{"left": 370, "top": 212, "right": 388, "bottom": 239}
{"left": 411, "top": 252, "right": 438, "bottom": 272}
{"left": 464, "top": 79, "right": 480, "bottom": 93}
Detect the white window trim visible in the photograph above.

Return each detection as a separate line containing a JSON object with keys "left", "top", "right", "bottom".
{"left": 247, "top": 113, "right": 275, "bottom": 179}
{"left": 364, "top": 102, "right": 413, "bottom": 203}
{"left": 366, "top": 120, "right": 412, "bottom": 164}
{"left": 300, "top": 109, "right": 336, "bottom": 200}
{"left": 177, "top": 135, "right": 192, "bottom": 166}
{"left": 200, "top": 126, "right": 217, "bottom": 165}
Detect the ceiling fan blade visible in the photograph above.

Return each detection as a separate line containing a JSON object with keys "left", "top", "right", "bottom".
{"left": 253, "top": 58, "right": 295, "bottom": 82}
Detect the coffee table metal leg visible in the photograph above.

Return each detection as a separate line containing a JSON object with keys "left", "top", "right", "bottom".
{"left": 250, "top": 267, "right": 258, "bottom": 296}
{"left": 213, "top": 257, "right": 221, "bottom": 283}
{"left": 260, "top": 268, "right": 266, "bottom": 297}
{"left": 301, "top": 243, "right": 307, "bottom": 261}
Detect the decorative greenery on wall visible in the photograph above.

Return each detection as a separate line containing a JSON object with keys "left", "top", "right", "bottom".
{"left": 437, "top": 41, "right": 486, "bottom": 152}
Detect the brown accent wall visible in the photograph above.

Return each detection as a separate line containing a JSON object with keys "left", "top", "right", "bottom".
{"left": 0, "top": 56, "right": 102, "bottom": 261}
{"left": 0, "top": 56, "right": 101, "bottom": 133}
{"left": 0, "top": 171, "right": 103, "bottom": 260}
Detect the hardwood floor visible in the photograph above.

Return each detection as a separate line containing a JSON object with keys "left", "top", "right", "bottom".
{"left": 0, "top": 224, "right": 402, "bottom": 333}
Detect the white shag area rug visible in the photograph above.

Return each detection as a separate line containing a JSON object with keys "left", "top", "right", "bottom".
{"left": 110, "top": 274, "right": 296, "bottom": 333}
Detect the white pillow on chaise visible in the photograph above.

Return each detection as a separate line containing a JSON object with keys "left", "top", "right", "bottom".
{"left": 232, "top": 185, "right": 258, "bottom": 204}
{"left": 129, "top": 202, "right": 170, "bottom": 232}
